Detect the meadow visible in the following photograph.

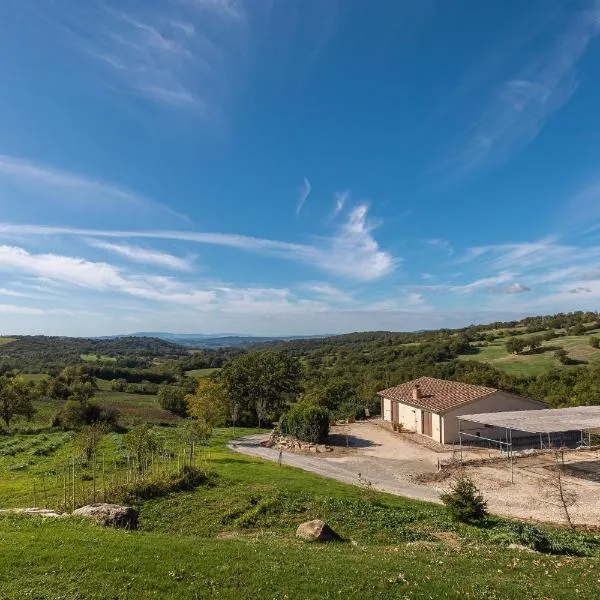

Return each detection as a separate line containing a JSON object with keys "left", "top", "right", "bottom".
{"left": 461, "top": 331, "right": 600, "bottom": 376}
{"left": 2, "top": 424, "right": 600, "bottom": 599}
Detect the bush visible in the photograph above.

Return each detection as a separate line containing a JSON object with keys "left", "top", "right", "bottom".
{"left": 107, "top": 466, "right": 214, "bottom": 503}
{"left": 500, "top": 522, "right": 581, "bottom": 555}
{"left": 281, "top": 403, "right": 330, "bottom": 443}
{"left": 440, "top": 476, "right": 487, "bottom": 524}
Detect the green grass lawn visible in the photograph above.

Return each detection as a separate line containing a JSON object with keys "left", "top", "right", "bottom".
{"left": 2, "top": 427, "right": 600, "bottom": 598}
{"left": 462, "top": 333, "right": 600, "bottom": 377}
{"left": 0, "top": 337, "right": 17, "bottom": 345}
{"left": 186, "top": 367, "right": 221, "bottom": 378}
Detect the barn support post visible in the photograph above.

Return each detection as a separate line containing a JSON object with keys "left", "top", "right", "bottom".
{"left": 539, "top": 433, "right": 543, "bottom": 449}
{"left": 458, "top": 419, "right": 463, "bottom": 465}
{"left": 509, "top": 427, "right": 514, "bottom": 484}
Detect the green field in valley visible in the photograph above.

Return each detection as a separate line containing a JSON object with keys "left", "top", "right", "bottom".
{"left": 185, "top": 367, "right": 221, "bottom": 379}
{"left": 80, "top": 353, "right": 117, "bottom": 363}
{"left": 0, "top": 337, "right": 17, "bottom": 345}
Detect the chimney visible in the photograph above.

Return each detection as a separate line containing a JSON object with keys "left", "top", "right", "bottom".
{"left": 412, "top": 384, "right": 422, "bottom": 400}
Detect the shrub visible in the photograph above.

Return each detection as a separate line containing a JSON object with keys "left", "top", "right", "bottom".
{"left": 107, "top": 466, "right": 213, "bottom": 503}
{"left": 500, "top": 522, "right": 580, "bottom": 555}
{"left": 440, "top": 476, "right": 487, "bottom": 524}
{"left": 281, "top": 403, "right": 330, "bottom": 443}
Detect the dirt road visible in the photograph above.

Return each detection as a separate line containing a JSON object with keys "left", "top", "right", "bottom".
{"left": 228, "top": 422, "right": 442, "bottom": 503}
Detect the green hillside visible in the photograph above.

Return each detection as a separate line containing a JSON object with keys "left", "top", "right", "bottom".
{"left": 462, "top": 332, "right": 600, "bottom": 377}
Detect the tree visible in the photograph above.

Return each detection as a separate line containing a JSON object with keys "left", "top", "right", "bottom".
{"left": 0, "top": 375, "right": 36, "bottom": 428}
{"left": 440, "top": 476, "right": 488, "bottom": 524}
{"left": 505, "top": 338, "right": 526, "bottom": 355}
{"left": 554, "top": 349, "right": 570, "bottom": 365}
{"left": 229, "top": 401, "right": 240, "bottom": 433}
{"left": 157, "top": 384, "right": 189, "bottom": 416}
{"left": 590, "top": 337, "right": 600, "bottom": 349}
{"left": 186, "top": 379, "right": 228, "bottom": 441}
{"left": 75, "top": 423, "right": 107, "bottom": 461}
{"left": 255, "top": 397, "right": 267, "bottom": 428}
{"left": 124, "top": 424, "right": 162, "bottom": 468}
{"left": 221, "top": 352, "right": 303, "bottom": 425}
{"left": 281, "top": 403, "right": 330, "bottom": 443}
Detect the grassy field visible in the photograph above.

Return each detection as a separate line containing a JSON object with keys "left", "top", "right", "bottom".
{"left": 462, "top": 332, "right": 600, "bottom": 376}
{"left": 80, "top": 353, "right": 117, "bottom": 362}
{"left": 186, "top": 367, "right": 221, "bottom": 378}
{"left": 1, "top": 427, "right": 600, "bottom": 598}
{"left": 0, "top": 337, "right": 17, "bottom": 345}
{"left": 94, "top": 390, "right": 178, "bottom": 426}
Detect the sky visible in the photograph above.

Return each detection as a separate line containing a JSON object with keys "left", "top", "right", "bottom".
{"left": 1, "top": 0, "right": 600, "bottom": 336}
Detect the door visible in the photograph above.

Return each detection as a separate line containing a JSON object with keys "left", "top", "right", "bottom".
{"left": 392, "top": 401, "right": 399, "bottom": 423}
{"left": 421, "top": 411, "right": 432, "bottom": 437}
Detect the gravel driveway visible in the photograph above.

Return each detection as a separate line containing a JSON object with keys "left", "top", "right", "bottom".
{"left": 228, "top": 421, "right": 442, "bottom": 504}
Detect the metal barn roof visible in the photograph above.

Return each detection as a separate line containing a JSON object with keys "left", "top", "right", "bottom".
{"left": 458, "top": 406, "right": 600, "bottom": 434}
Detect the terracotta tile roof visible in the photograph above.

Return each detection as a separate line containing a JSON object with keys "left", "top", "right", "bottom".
{"left": 377, "top": 377, "right": 498, "bottom": 414}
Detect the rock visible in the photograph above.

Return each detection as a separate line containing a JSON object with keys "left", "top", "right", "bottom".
{"left": 0, "top": 508, "right": 66, "bottom": 518}
{"left": 508, "top": 543, "right": 537, "bottom": 553}
{"left": 73, "top": 503, "right": 138, "bottom": 530}
{"left": 296, "top": 519, "right": 341, "bottom": 542}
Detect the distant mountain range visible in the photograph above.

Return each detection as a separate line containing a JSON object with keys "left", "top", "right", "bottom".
{"left": 126, "top": 332, "right": 327, "bottom": 348}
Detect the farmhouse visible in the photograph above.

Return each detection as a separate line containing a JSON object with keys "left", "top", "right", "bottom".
{"left": 378, "top": 376, "right": 547, "bottom": 444}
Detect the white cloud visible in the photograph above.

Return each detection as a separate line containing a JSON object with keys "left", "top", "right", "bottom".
{"left": 333, "top": 191, "right": 348, "bottom": 216}
{"left": 0, "top": 153, "right": 190, "bottom": 225}
{"left": 449, "top": 3, "right": 600, "bottom": 173}
{"left": 50, "top": 0, "right": 249, "bottom": 113}
{"left": 319, "top": 204, "right": 396, "bottom": 280}
{"left": 296, "top": 177, "right": 312, "bottom": 216}
{"left": 0, "top": 304, "right": 44, "bottom": 315}
{"left": 495, "top": 282, "right": 531, "bottom": 294}
{"left": 0, "top": 288, "right": 35, "bottom": 298}
{"left": 86, "top": 239, "right": 193, "bottom": 271}
{"left": 0, "top": 205, "right": 397, "bottom": 282}
{"left": 300, "top": 282, "right": 354, "bottom": 304}
{"left": 427, "top": 238, "right": 454, "bottom": 256}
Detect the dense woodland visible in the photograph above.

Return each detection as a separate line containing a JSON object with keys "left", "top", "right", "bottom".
{"left": 2, "top": 310, "right": 600, "bottom": 432}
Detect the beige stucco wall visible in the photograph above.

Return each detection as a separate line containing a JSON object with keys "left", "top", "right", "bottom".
{"left": 382, "top": 398, "right": 392, "bottom": 421}
{"left": 382, "top": 398, "right": 443, "bottom": 443}
{"left": 398, "top": 401, "right": 420, "bottom": 432}
{"left": 441, "top": 391, "right": 547, "bottom": 444}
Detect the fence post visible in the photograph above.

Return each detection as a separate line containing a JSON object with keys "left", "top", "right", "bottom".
{"left": 71, "top": 457, "right": 76, "bottom": 513}
{"left": 92, "top": 455, "right": 96, "bottom": 503}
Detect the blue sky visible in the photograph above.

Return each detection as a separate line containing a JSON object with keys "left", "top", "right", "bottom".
{"left": 2, "top": 0, "right": 600, "bottom": 336}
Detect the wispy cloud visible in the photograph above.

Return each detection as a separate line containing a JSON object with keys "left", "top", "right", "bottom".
{"left": 0, "top": 304, "right": 44, "bottom": 315}
{"left": 0, "top": 204, "right": 396, "bottom": 281}
{"left": 54, "top": 0, "right": 248, "bottom": 112}
{"left": 333, "top": 191, "right": 348, "bottom": 216}
{"left": 300, "top": 282, "right": 354, "bottom": 304}
{"left": 86, "top": 240, "right": 193, "bottom": 271}
{"left": 0, "top": 153, "right": 190, "bottom": 225}
{"left": 447, "top": 2, "right": 600, "bottom": 173}
{"left": 427, "top": 238, "right": 454, "bottom": 256}
{"left": 296, "top": 177, "right": 312, "bottom": 217}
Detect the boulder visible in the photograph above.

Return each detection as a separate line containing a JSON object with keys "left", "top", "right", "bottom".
{"left": 73, "top": 503, "right": 138, "bottom": 530}
{"left": 296, "top": 519, "right": 341, "bottom": 542}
